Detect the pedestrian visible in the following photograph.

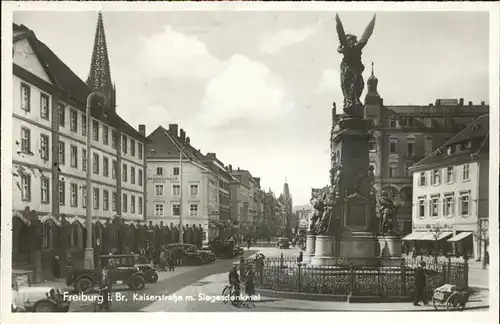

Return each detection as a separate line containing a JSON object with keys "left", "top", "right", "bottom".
{"left": 99, "top": 266, "right": 112, "bottom": 311}
{"left": 159, "top": 250, "right": 167, "bottom": 271}
{"left": 297, "top": 251, "right": 303, "bottom": 263}
{"left": 167, "top": 249, "right": 175, "bottom": 272}
{"left": 413, "top": 261, "right": 428, "bottom": 306}
{"left": 52, "top": 255, "right": 61, "bottom": 280}
{"left": 247, "top": 237, "right": 251, "bottom": 250}
{"left": 244, "top": 264, "right": 256, "bottom": 303}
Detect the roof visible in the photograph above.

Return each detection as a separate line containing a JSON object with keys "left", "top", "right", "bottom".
{"left": 410, "top": 114, "right": 489, "bottom": 171}
{"left": 13, "top": 23, "right": 147, "bottom": 142}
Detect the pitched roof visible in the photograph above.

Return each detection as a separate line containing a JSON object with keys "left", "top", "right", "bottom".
{"left": 410, "top": 114, "right": 489, "bottom": 170}
{"left": 13, "top": 23, "right": 147, "bottom": 142}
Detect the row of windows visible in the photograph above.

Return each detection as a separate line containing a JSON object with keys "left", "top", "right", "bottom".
{"left": 19, "top": 173, "right": 143, "bottom": 214}
{"left": 155, "top": 184, "right": 199, "bottom": 197}
{"left": 154, "top": 203, "right": 199, "bottom": 217}
{"left": 20, "top": 83, "right": 143, "bottom": 159}
{"left": 418, "top": 164, "right": 470, "bottom": 187}
{"left": 416, "top": 191, "right": 470, "bottom": 218}
{"left": 369, "top": 137, "right": 433, "bottom": 156}
{"left": 387, "top": 116, "right": 454, "bottom": 129}
{"left": 155, "top": 166, "right": 179, "bottom": 176}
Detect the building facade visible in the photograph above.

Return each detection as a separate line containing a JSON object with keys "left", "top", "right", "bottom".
{"left": 407, "top": 114, "right": 489, "bottom": 260}
{"left": 345, "top": 65, "right": 490, "bottom": 235}
{"left": 229, "top": 166, "right": 252, "bottom": 234}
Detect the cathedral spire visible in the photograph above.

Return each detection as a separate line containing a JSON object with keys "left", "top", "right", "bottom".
{"left": 87, "top": 11, "right": 115, "bottom": 110}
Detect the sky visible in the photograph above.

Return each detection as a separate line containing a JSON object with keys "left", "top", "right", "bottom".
{"left": 13, "top": 10, "right": 490, "bottom": 205}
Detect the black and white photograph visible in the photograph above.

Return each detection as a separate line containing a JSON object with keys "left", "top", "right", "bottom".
{"left": 1, "top": 1, "right": 498, "bottom": 321}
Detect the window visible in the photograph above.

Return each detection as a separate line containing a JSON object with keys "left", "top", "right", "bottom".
{"left": 138, "top": 169, "right": 143, "bottom": 186}
{"left": 112, "top": 160, "right": 117, "bottom": 179}
{"left": 92, "top": 120, "right": 99, "bottom": 141}
{"left": 122, "top": 135, "right": 128, "bottom": 154}
{"left": 93, "top": 188, "right": 99, "bottom": 209}
{"left": 40, "top": 134, "right": 49, "bottom": 160}
{"left": 138, "top": 197, "right": 143, "bottom": 214}
{"left": 419, "top": 172, "right": 426, "bottom": 186}
{"left": 190, "top": 204, "right": 199, "bottom": 217}
{"left": 21, "top": 83, "right": 30, "bottom": 111}
{"left": 407, "top": 116, "right": 415, "bottom": 127}
{"left": 459, "top": 192, "right": 470, "bottom": 216}
{"left": 131, "top": 167, "right": 136, "bottom": 185}
{"left": 155, "top": 184, "right": 164, "bottom": 196}
{"left": 389, "top": 139, "right": 398, "bottom": 154}
{"left": 462, "top": 164, "right": 470, "bottom": 181}
{"left": 131, "top": 196, "right": 135, "bottom": 213}
{"left": 190, "top": 184, "right": 199, "bottom": 197}
{"left": 70, "top": 145, "right": 78, "bottom": 168}
{"left": 425, "top": 117, "right": 432, "bottom": 128}
{"left": 58, "top": 103, "right": 65, "bottom": 127}
{"left": 443, "top": 194, "right": 455, "bottom": 217}
{"left": 430, "top": 195, "right": 440, "bottom": 217}
{"left": 424, "top": 138, "right": 433, "bottom": 155}
{"left": 123, "top": 164, "right": 128, "bottom": 182}
{"left": 369, "top": 138, "right": 376, "bottom": 151}
{"left": 172, "top": 203, "right": 181, "bottom": 216}
{"left": 111, "top": 130, "right": 117, "bottom": 149}
{"left": 41, "top": 177, "right": 49, "bottom": 203}
{"left": 103, "top": 190, "right": 109, "bottom": 211}
{"left": 172, "top": 184, "right": 181, "bottom": 197}
{"left": 418, "top": 197, "right": 426, "bottom": 218}
{"left": 112, "top": 192, "right": 117, "bottom": 212}
{"left": 70, "top": 183, "right": 78, "bottom": 207}
{"left": 40, "top": 93, "right": 50, "bottom": 120}
{"left": 389, "top": 117, "right": 397, "bottom": 128}
{"left": 103, "top": 126, "right": 109, "bottom": 145}
{"left": 131, "top": 140, "right": 136, "bottom": 157}
{"left": 21, "top": 174, "right": 31, "bottom": 201}
{"left": 58, "top": 141, "right": 65, "bottom": 165}
{"left": 406, "top": 140, "right": 415, "bottom": 157}
{"left": 446, "top": 166, "right": 454, "bottom": 183}
{"left": 138, "top": 143, "right": 143, "bottom": 160}
{"left": 82, "top": 114, "right": 87, "bottom": 136}
{"left": 82, "top": 149, "right": 87, "bottom": 172}
{"left": 93, "top": 153, "right": 99, "bottom": 174}
{"left": 103, "top": 157, "right": 109, "bottom": 177}
{"left": 21, "top": 127, "right": 31, "bottom": 153}
{"left": 122, "top": 194, "right": 128, "bottom": 213}
{"left": 404, "top": 162, "right": 412, "bottom": 176}
{"left": 155, "top": 204, "right": 164, "bottom": 217}
{"left": 173, "top": 167, "right": 180, "bottom": 176}
{"left": 156, "top": 167, "right": 163, "bottom": 176}
{"left": 70, "top": 109, "right": 77, "bottom": 132}
{"left": 59, "top": 181, "right": 65, "bottom": 206}
{"left": 82, "top": 186, "right": 87, "bottom": 208}
{"left": 431, "top": 169, "right": 441, "bottom": 185}
{"left": 389, "top": 163, "right": 398, "bottom": 178}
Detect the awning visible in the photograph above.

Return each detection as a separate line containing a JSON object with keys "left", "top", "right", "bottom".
{"left": 447, "top": 232, "right": 473, "bottom": 242}
{"left": 402, "top": 231, "right": 453, "bottom": 241}
{"left": 402, "top": 232, "right": 427, "bottom": 241}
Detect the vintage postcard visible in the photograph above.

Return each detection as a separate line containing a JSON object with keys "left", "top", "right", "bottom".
{"left": 1, "top": 1, "right": 498, "bottom": 324}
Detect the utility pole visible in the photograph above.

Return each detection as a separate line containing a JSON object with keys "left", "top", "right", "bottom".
{"left": 178, "top": 147, "right": 184, "bottom": 243}
{"left": 84, "top": 91, "right": 105, "bottom": 270}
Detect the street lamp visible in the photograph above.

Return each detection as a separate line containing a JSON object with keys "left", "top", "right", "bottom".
{"left": 84, "top": 91, "right": 106, "bottom": 270}
{"left": 429, "top": 223, "right": 442, "bottom": 267}
{"left": 178, "top": 146, "right": 185, "bottom": 244}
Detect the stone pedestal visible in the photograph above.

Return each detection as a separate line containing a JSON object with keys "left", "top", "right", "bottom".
{"left": 303, "top": 234, "right": 316, "bottom": 263}
{"left": 311, "top": 235, "right": 336, "bottom": 266}
{"left": 339, "top": 232, "right": 378, "bottom": 266}
{"left": 377, "top": 235, "right": 404, "bottom": 267}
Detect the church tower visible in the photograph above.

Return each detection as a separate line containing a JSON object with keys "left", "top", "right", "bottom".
{"left": 87, "top": 11, "right": 116, "bottom": 111}
{"left": 364, "top": 62, "right": 382, "bottom": 124}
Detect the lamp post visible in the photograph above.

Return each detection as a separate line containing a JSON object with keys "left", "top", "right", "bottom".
{"left": 178, "top": 146, "right": 185, "bottom": 244}
{"left": 84, "top": 91, "right": 106, "bottom": 270}
{"left": 430, "top": 223, "right": 442, "bottom": 268}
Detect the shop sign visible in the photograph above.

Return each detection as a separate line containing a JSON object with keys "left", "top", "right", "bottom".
{"left": 147, "top": 176, "right": 179, "bottom": 181}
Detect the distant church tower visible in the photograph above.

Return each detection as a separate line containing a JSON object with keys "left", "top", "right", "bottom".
{"left": 87, "top": 11, "right": 116, "bottom": 111}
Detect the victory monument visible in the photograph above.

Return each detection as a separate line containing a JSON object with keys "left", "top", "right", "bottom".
{"left": 306, "top": 13, "right": 403, "bottom": 266}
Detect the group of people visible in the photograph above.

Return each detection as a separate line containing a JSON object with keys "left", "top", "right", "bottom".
{"left": 156, "top": 246, "right": 177, "bottom": 272}
{"left": 228, "top": 263, "right": 256, "bottom": 305}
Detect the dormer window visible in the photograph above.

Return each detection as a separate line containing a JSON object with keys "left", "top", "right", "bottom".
{"left": 389, "top": 117, "right": 398, "bottom": 128}
{"left": 465, "top": 141, "right": 472, "bottom": 148}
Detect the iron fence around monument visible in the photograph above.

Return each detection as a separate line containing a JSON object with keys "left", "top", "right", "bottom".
{"left": 246, "top": 256, "right": 468, "bottom": 298}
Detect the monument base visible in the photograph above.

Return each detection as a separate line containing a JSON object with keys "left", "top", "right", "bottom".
{"left": 303, "top": 234, "right": 316, "bottom": 263}
{"left": 376, "top": 235, "right": 404, "bottom": 267}
{"left": 311, "top": 235, "right": 336, "bottom": 266}
{"left": 339, "top": 232, "right": 378, "bottom": 266}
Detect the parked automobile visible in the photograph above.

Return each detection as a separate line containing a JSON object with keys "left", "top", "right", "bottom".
{"left": 165, "top": 243, "right": 216, "bottom": 265}
{"left": 209, "top": 237, "right": 236, "bottom": 258}
{"left": 12, "top": 278, "right": 70, "bottom": 312}
{"left": 100, "top": 254, "right": 159, "bottom": 283}
{"left": 66, "top": 255, "right": 146, "bottom": 293}
{"left": 276, "top": 237, "right": 290, "bottom": 249}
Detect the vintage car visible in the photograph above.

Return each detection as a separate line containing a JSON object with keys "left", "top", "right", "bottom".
{"left": 100, "top": 254, "right": 159, "bottom": 283}
{"left": 12, "top": 278, "right": 70, "bottom": 313}
{"left": 276, "top": 237, "right": 290, "bottom": 249}
{"left": 165, "top": 243, "right": 216, "bottom": 265}
{"left": 208, "top": 237, "right": 236, "bottom": 258}
{"left": 67, "top": 255, "right": 146, "bottom": 293}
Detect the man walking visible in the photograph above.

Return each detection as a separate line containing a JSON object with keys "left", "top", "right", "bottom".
{"left": 413, "top": 261, "right": 428, "bottom": 306}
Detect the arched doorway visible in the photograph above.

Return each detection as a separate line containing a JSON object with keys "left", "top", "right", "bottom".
{"left": 12, "top": 217, "right": 31, "bottom": 267}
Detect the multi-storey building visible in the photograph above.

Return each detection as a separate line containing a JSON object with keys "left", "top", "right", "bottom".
{"left": 12, "top": 14, "right": 147, "bottom": 282}
{"left": 337, "top": 64, "right": 490, "bottom": 235}
{"left": 146, "top": 124, "right": 215, "bottom": 243}
{"left": 406, "top": 114, "right": 489, "bottom": 261}
{"left": 229, "top": 166, "right": 253, "bottom": 235}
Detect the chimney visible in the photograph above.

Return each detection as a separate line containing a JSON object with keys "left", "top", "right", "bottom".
{"left": 379, "top": 98, "right": 383, "bottom": 106}
{"left": 138, "top": 124, "right": 146, "bottom": 136}
{"left": 186, "top": 137, "right": 190, "bottom": 144}
{"left": 228, "top": 164, "right": 233, "bottom": 173}
{"left": 207, "top": 152, "right": 216, "bottom": 159}
{"left": 481, "top": 101, "right": 485, "bottom": 106}
{"left": 459, "top": 98, "right": 464, "bottom": 106}
{"left": 237, "top": 167, "right": 240, "bottom": 171}
{"left": 469, "top": 101, "right": 473, "bottom": 106}
{"left": 168, "top": 124, "right": 178, "bottom": 137}
{"left": 180, "top": 129, "right": 186, "bottom": 142}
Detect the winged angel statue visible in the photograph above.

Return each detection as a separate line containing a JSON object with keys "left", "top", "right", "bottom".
{"left": 336, "top": 14, "right": 376, "bottom": 115}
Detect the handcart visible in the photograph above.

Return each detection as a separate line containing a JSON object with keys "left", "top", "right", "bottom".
{"left": 431, "top": 284, "right": 469, "bottom": 311}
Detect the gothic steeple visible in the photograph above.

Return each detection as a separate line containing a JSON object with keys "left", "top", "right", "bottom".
{"left": 87, "top": 11, "right": 116, "bottom": 111}
{"left": 365, "top": 61, "right": 381, "bottom": 106}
